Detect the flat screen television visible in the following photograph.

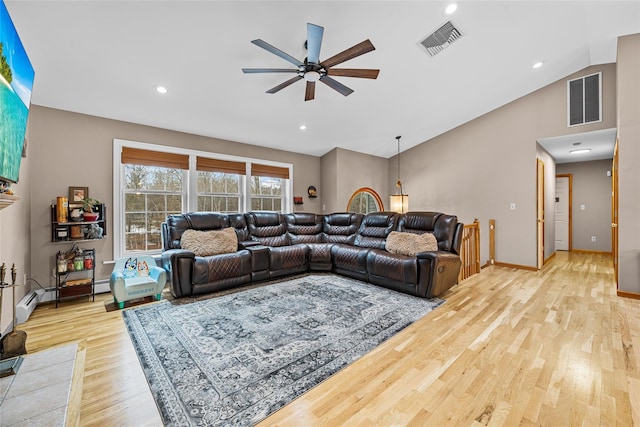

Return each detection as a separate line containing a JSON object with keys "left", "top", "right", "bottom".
{"left": 0, "top": 0, "right": 34, "bottom": 184}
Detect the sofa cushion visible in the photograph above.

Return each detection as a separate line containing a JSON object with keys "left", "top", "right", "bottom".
{"left": 354, "top": 212, "right": 399, "bottom": 249}
{"left": 285, "top": 213, "right": 323, "bottom": 244}
{"left": 180, "top": 227, "right": 238, "bottom": 256}
{"left": 246, "top": 212, "right": 290, "bottom": 247}
{"left": 323, "top": 213, "right": 363, "bottom": 244}
{"left": 385, "top": 231, "right": 438, "bottom": 256}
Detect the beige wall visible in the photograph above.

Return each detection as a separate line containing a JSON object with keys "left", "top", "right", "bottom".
{"left": 27, "top": 106, "right": 322, "bottom": 290}
{"left": 320, "top": 148, "right": 338, "bottom": 213}
{"left": 556, "top": 159, "right": 613, "bottom": 252}
{"left": 388, "top": 63, "right": 617, "bottom": 267}
{"left": 617, "top": 33, "right": 640, "bottom": 293}
{"left": 0, "top": 131, "right": 32, "bottom": 335}
{"left": 321, "top": 147, "right": 388, "bottom": 214}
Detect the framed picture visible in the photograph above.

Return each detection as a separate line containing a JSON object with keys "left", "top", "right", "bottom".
{"left": 69, "top": 186, "right": 88, "bottom": 203}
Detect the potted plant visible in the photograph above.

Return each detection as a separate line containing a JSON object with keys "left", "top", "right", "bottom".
{"left": 81, "top": 197, "right": 101, "bottom": 221}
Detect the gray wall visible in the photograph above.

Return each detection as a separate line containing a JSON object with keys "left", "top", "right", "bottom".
{"left": 617, "top": 33, "right": 640, "bottom": 293}
{"left": 386, "top": 63, "right": 617, "bottom": 268}
{"left": 556, "top": 159, "right": 613, "bottom": 252}
{"left": 27, "top": 107, "right": 322, "bottom": 290}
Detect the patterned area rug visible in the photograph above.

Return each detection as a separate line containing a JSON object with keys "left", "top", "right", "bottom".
{"left": 123, "top": 274, "right": 444, "bottom": 426}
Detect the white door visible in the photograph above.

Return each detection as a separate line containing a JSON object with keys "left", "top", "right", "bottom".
{"left": 555, "top": 176, "right": 569, "bottom": 251}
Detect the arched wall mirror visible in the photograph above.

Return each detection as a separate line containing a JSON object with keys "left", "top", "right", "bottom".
{"left": 347, "top": 187, "right": 384, "bottom": 214}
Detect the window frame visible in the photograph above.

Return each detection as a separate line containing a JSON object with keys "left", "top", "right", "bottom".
{"left": 113, "top": 139, "right": 293, "bottom": 259}
{"left": 346, "top": 187, "right": 384, "bottom": 214}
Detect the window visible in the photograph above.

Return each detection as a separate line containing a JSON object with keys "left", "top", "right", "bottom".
{"left": 113, "top": 140, "right": 292, "bottom": 258}
{"left": 196, "top": 156, "right": 246, "bottom": 213}
{"left": 123, "top": 164, "right": 184, "bottom": 252}
{"left": 251, "top": 176, "right": 284, "bottom": 211}
{"left": 250, "top": 163, "right": 289, "bottom": 212}
{"left": 197, "top": 172, "right": 241, "bottom": 212}
{"left": 568, "top": 72, "right": 601, "bottom": 127}
{"left": 347, "top": 188, "right": 384, "bottom": 214}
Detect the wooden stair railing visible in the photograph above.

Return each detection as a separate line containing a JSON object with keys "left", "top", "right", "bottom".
{"left": 458, "top": 219, "right": 481, "bottom": 282}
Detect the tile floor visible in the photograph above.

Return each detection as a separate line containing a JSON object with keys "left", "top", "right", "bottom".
{"left": 0, "top": 343, "right": 77, "bottom": 426}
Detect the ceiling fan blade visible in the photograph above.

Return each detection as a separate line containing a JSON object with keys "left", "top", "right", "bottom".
{"left": 265, "top": 76, "right": 303, "bottom": 94}
{"left": 242, "top": 68, "right": 299, "bottom": 74}
{"left": 251, "top": 39, "right": 303, "bottom": 66}
{"left": 305, "top": 81, "right": 315, "bottom": 101}
{"left": 326, "top": 68, "right": 380, "bottom": 79}
{"left": 319, "top": 76, "right": 354, "bottom": 97}
{"left": 306, "top": 23, "right": 324, "bottom": 64}
{"left": 321, "top": 39, "right": 376, "bottom": 68}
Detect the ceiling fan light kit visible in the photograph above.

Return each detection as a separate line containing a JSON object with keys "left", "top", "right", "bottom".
{"left": 242, "top": 23, "right": 379, "bottom": 101}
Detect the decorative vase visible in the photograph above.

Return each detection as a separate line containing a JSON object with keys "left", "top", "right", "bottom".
{"left": 83, "top": 211, "right": 99, "bottom": 222}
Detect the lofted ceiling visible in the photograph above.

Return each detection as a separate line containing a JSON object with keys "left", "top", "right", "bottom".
{"left": 5, "top": 1, "right": 640, "bottom": 159}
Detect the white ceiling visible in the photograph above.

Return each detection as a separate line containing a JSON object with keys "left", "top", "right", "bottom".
{"left": 538, "top": 128, "right": 617, "bottom": 164}
{"left": 6, "top": 1, "right": 640, "bottom": 159}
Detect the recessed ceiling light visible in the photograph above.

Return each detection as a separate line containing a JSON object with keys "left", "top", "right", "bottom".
{"left": 532, "top": 61, "right": 544, "bottom": 69}
{"left": 154, "top": 85, "right": 168, "bottom": 94}
{"left": 299, "top": 124, "right": 307, "bottom": 130}
{"left": 570, "top": 148, "right": 591, "bottom": 155}
{"left": 444, "top": 3, "right": 458, "bottom": 15}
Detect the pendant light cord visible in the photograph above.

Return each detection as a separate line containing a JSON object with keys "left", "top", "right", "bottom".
{"left": 396, "top": 135, "right": 402, "bottom": 193}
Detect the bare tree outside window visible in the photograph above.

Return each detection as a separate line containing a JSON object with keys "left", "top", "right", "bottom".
{"left": 123, "top": 164, "right": 184, "bottom": 252}
{"left": 197, "top": 171, "right": 242, "bottom": 213}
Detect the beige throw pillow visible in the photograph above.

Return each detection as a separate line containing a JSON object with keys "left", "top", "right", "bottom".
{"left": 180, "top": 227, "right": 238, "bottom": 256}
{"left": 385, "top": 231, "right": 438, "bottom": 256}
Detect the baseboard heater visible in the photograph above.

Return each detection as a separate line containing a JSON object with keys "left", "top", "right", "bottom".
{"left": 16, "top": 290, "right": 40, "bottom": 325}
{"left": 15, "top": 281, "right": 110, "bottom": 324}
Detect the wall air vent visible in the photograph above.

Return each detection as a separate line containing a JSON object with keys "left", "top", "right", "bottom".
{"left": 567, "top": 72, "right": 602, "bottom": 127}
{"left": 419, "top": 20, "right": 463, "bottom": 57}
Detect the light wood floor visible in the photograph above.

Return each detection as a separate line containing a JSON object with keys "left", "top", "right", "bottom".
{"left": 19, "top": 251, "right": 640, "bottom": 426}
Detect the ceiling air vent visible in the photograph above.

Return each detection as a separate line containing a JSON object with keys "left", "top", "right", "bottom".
{"left": 419, "top": 21, "right": 463, "bottom": 57}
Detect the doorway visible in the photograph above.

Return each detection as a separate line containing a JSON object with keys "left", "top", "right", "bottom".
{"left": 537, "top": 159, "right": 545, "bottom": 269}
{"left": 555, "top": 175, "right": 572, "bottom": 251}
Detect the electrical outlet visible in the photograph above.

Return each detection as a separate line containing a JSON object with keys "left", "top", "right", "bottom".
{"left": 510, "top": 202, "right": 516, "bottom": 210}
{"left": 591, "top": 236, "right": 596, "bottom": 243}
{"left": 23, "top": 273, "right": 27, "bottom": 286}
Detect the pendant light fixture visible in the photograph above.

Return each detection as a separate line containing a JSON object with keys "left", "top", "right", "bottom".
{"left": 389, "top": 135, "right": 409, "bottom": 213}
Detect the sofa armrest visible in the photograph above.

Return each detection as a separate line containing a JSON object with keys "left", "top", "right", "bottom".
{"left": 238, "top": 240, "right": 262, "bottom": 249}
{"left": 416, "top": 251, "right": 462, "bottom": 298}
{"left": 161, "top": 249, "right": 195, "bottom": 298}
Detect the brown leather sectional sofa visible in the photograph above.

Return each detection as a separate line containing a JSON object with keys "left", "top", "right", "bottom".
{"left": 161, "top": 211, "right": 463, "bottom": 299}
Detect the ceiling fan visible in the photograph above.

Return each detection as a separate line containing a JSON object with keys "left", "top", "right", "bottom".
{"left": 242, "top": 23, "right": 380, "bottom": 101}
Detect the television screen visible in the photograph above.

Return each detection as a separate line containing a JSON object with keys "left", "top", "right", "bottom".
{"left": 0, "top": 0, "right": 34, "bottom": 184}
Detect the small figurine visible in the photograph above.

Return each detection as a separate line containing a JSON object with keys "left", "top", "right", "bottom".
{"left": 11, "top": 263, "right": 16, "bottom": 285}
{"left": 123, "top": 257, "right": 138, "bottom": 278}
{"left": 137, "top": 260, "right": 149, "bottom": 277}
